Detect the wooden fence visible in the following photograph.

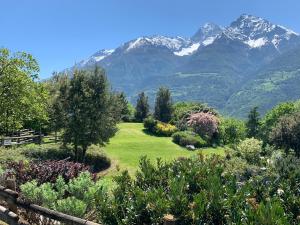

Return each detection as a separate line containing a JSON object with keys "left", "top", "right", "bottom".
{"left": 0, "top": 184, "right": 101, "bottom": 225}
{"left": 0, "top": 129, "right": 43, "bottom": 147}
{"left": 0, "top": 184, "right": 177, "bottom": 225}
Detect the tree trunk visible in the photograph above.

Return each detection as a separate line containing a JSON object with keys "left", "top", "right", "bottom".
{"left": 81, "top": 146, "right": 87, "bottom": 163}
{"left": 55, "top": 130, "right": 57, "bottom": 143}
{"left": 74, "top": 144, "right": 79, "bottom": 162}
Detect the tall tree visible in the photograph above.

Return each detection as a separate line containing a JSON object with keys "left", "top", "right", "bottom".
{"left": 63, "top": 67, "right": 118, "bottom": 161}
{"left": 270, "top": 112, "right": 300, "bottom": 156}
{"left": 261, "top": 102, "right": 295, "bottom": 142}
{"left": 0, "top": 48, "right": 48, "bottom": 135}
{"left": 47, "top": 73, "right": 70, "bottom": 141}
{"left": 135, "top": 92, "right": 149, "bottom": 122}
{"left": 116, "top": 92, "right": 131, "bottom": 121}
{"left": 246, "top": 107, "right": 260, "bottom": 138}
{"left": 154, "top": 87, "right": 173, "bottom": 123}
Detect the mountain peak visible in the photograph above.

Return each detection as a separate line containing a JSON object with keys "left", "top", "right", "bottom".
{"left": 192, "top": 23, "right": 223, "bottom": 42}
{"left": 223, "top": 14, "right": 300, "bottom": 49}
{"left": 230, "top": 14, "right": 275, "bottom": 37}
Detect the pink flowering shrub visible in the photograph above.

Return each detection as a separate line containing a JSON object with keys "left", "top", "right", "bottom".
{"left": 187, "top": 112, "right": 219, "bottom": 138}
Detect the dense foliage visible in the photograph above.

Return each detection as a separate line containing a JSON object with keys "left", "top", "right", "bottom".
{"left": 269, "top": 112, "right": 300, "bottom": 156}
{"left": 219, "top": 118, "right": 246, "bottom": 145}
{"left": 246, "top": 107, "right": 261, "bottom": 138}
{"left": 172, "top": 131, "right": 207, "bottom": 148}
{"left": 135, "top": 92, "right": 150, "bottom": 122}
{"left": 187, "top": 112, "right": 219, "bottom": 141}
{"left": 96, "top": 150, "right": 300, "bottom": 225}
{"left": 20, "top": 172, "right": 102, "bottom": 219}
{"left": 6, "top": 159, "right": 92, "bottom": 189}
{"left": 154, "top": 87, "right": 173, "bottom": 123}
{"left": 0, "top": 48, "right": 48, "bottom": 134}
{"left": 171, "top": 102, "right": 217, "bottom": 131}
{"left": 144, "top": 117, "right": 177, "bottom": 137}
{"left": 63, "top": 67, "right": 119, "bottom": 161}
{"left": 261, "top": 102, "right": 296, "bottom": 142}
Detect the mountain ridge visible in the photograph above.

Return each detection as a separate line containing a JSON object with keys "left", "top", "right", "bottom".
{"left": 63, "top": 14, "right": 300, "bottom": 118}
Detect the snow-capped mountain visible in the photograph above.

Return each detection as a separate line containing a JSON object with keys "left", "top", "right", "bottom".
{"left": 123, "top": 36, "right": 191, "bottom": 52}
{"left": 74, "top": 49, "right": 115, "bottom": 68}
{"left": 192, "top": 23, "right": 224, "bottom": 43}
{"left": 224, "top": 14, "right": 299, "bottom": 49}
{"left": 63, "top": 14, "right": 300, "bottom": 118}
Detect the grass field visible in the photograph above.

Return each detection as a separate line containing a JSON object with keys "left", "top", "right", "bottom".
{"left": 103, "top": 123, "right": 224, "bottom": 175}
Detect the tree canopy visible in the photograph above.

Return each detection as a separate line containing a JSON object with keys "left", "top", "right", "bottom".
{"left": 63, "top": 67, "right": 118, "bottom": 161}
{"left": 0, "top": 48, "right": 48, "bottom": 134}
{"left": 135, "top": 92, "right": 149, "bottom": 122}
{"left": 154, "top": 87, "right": 173, "bottom": 123}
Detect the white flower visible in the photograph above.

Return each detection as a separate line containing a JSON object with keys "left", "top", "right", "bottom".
{"left": 277, "top": 188, "right": 284, "bottom": 196}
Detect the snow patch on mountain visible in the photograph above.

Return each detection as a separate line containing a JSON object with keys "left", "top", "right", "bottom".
{"left": 65, "top": 14, "right": 300, "bottom": 72}
{"left": 93, "top": 49, "right": 115, "bottom": 62}
{"left": 246, "top": 37, "right": 268, "bottom": 48}
{"left": 224, "top": 14, "right": 299, "bottom": 49}
{"left": 202, "top": 36, "right": 216, "bottom": 46}
{"left": 126, "top": 36, "right": 190, "bottom": 52}
{"left": 278, "top": 25, "right": 299, "bottom": 36}
{"left": 174, "top": 43, "right": 200, "bottom": 56}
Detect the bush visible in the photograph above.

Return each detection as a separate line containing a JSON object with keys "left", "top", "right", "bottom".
{"left": 23, "top": 144, "right": 73, "bottom": 161}
{"left": 187, "top": 112, "right": 219, "bottom": 139}
{"left": 143, "top": 117, "right": 157, "bottom": 133}
{"left": 269, "top": 112, "right": 300, "bottom": 156}
{"left": 6, "top": 160, "right": 93, "bottom": 189}
{"left": 20, "top": 172, "right": 102, "bottom": 220}
{"left": 96, "top": 155, "right": 297, "bottom": 225}
{"left": 172, "top": 131, "right": 207, "bottom": 148}
{"left": 23, "top": 144, "right": 111, "bottom": 173}
{"left": 235, "top": 138, "right": 263, "bottom": 163}
{"left": 171, "top": 102, "right": 218, "bottom": 131}
{"left": 219, "top": 118, "right": 246, "bottom": 145}
{"left": 85, "top": 145, "right": 111, "bottom": 172}
{"left": 155, "top": 122, "right": 177, "bottom": 136}
{"left": 144, "top": 117, "right": 177, "bottom": 136}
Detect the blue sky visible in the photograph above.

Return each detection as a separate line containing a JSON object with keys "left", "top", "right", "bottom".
{"left": 1, "top": 0, "right": 300, "bottom": 78}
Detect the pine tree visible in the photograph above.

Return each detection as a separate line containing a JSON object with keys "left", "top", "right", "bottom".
{"left": 246, "top": 106, "right": 260, "bottom": 138}
{"left": 135, "top": 92, "right": 149, "bottom": 122}
{"left": 117, "top": 92, "right": 131, "bottom": 121}
{"left": 154, "top": 87, "right": 173, "bottom": 123}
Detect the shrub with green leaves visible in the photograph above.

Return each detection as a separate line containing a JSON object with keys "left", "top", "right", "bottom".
{"left": 219, "top": 117, "right": 246, "bottom": 145}
{"left": 20, "top": 172, "right": 103, "bottom": 219}
{"left": 96, "top": 155, "right": 298, "bottom": 225}
{"left": 172, "top": 131, "right": 207, "bottom": 148}
{"left": 171, "top": 102, "right": 218, "bottom": 131}
{"left": 154, "top": 122, "right": 177, "bottom": 137}
{"left": 144, "top": 117, "right": 177, "bottom": 136}
{"left": 235, "top": 138, "right": 263, "bottom": 163}
{"left": 143, "top": 117, "right": 157, "bottom": 133}
{"left": 85, "top": 144, "right": 111, "bottom": 172}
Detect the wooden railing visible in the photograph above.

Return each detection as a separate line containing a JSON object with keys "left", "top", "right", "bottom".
{"left": 0, "top": 184, "right": 101, "bottom": 225}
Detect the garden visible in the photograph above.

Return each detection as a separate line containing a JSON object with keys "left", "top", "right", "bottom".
{"left": 1, "top": 48, "right": 300, "bottom": 224}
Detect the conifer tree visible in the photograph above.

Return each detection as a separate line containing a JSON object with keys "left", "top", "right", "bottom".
{"left": 135, "top": 92, "right": 149, "bottom": 122}
{"left": 154, "top": 87, "right": 173, "bottom": 123}
{"left": 246, "top": 106, "right": 260, "bottom": 138}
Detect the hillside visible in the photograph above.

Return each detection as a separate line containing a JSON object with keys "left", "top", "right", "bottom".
{"left": 225, "top": 46, "right": 300, "bottom": 117}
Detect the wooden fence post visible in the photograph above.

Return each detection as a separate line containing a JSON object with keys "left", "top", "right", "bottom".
{"left": 5, "top": 179, "right": 18, "bottom": 214}
{"left": 163, "top": 214, "right": 177, "bottom": 225}
{"left": 0, "top": 205, "right": 19, "bottom": 225}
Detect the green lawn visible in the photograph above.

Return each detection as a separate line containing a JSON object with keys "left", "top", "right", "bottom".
{"left": 103, "top": 123, "right": 224, "bottom": 175}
